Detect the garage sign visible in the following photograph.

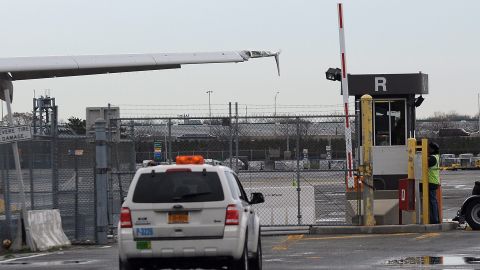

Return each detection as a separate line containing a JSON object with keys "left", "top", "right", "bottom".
{"left": 0, "top": 125, "right": 32, "bottom": 144}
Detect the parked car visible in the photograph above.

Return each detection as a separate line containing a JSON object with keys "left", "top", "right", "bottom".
{"left": 118, "top": 155, "right": 265, "bottom": 270}
{"left": 223, "top": 157, "right": 248, "bottom": 171}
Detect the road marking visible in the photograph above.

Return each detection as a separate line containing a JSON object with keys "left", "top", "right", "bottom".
{"left": 272, "top": 234, "right": 304, "bottom": 251}
{"left": 0, "top": 253, "right": 50, "bottom": 263}
{"left": 415, "top": 233, "right": 440, "bottom": 240}
{"left": 302, "top": 233, "right": 415, "bottom": 241}
{"left": 264, "top": 258, "right": 285, "bottom": 262}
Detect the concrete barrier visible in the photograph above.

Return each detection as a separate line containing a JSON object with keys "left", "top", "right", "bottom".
{"left": 245, "top": 186, "right": 315, "bottom": 226}
{"left": 27, "top": 209, "right": 71, "bottom": 251}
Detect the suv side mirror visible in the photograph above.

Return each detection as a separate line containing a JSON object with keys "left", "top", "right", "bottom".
{"left": 249, "top": 192, "right": 265, "bottom": 204}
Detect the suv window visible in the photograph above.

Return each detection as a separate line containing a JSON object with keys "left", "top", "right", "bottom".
{"left": 225, "top": 172, "right": 241, "bottom": 199}
{"left": 232, "top": 173, "right": 248, "bottom": 202}
{"left": 132, "top": 171, "right": 224, "bottom": 203}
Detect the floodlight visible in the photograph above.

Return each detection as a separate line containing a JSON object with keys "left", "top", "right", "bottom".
{"left": 415, "top": 95, "right": 424, "bottom": 107}
{"left": 325, "top": 68, "right": 342, "bottom": 81}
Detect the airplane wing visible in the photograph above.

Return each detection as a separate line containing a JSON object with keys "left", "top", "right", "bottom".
{"left": 0, "top": 50, "right": 280, "bottom": 81}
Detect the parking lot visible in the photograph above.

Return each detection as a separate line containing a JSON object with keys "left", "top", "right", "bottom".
{"left": 1, "top": 230, "right": 479, "bottom": 269}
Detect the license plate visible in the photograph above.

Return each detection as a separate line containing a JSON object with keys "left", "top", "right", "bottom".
{"left": 136, "top": 241, "right": 151, "bottom": 250}
{"left": 168, "top": 211, "right": 189, "bottom": 224}
{"left": 136, "top": 227, "right": 153, "bottom": 237}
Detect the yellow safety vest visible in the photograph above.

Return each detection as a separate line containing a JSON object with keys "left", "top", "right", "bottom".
{"left": 428, "top": 154, "right": 440, "bottom": 185}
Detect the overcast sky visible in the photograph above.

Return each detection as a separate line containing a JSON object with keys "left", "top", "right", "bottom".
{"left": 1, "top": 0, "right": 479, "bottom": 120}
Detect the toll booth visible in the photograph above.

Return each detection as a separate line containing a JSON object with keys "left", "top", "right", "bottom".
{"left": 350, "top": 73, "right": 428, "bottom": 190}
{"left": 346, "top": 72, "right": 428, "bottom": 224}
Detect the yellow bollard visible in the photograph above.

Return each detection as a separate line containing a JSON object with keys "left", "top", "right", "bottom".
{"left": 407, "top": 138, "right": 417, "bottom": 223}
{"left": 361, "top": 94, "right": 375, "bottom": 226}
{"left": 422, "top": 139, "right": 429, "bottom": 224}
{"left": 407, "top": 138, "right": 416, "bottom": 179}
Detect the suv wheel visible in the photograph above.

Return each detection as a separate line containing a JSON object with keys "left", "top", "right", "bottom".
{"left": 119, "top": 258, "right": 140, "bottom": 270}
{"left": 465, "top": 199, "right": 480, "bottom": 230}
{"left": 230, "top": 239, "right": 249, "bottom": 270}
{"left": 248, "top": 235, "right": 262, "bottom": 270}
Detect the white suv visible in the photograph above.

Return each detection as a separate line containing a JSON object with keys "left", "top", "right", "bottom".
{"left": 118, "top": 156, "right": 265, "bottom": 270}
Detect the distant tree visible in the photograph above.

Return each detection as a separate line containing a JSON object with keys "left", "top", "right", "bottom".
{"left": 421, "top": 111, "right": 474, "bottom": 122}
{"left": 66, "top": 117, "right": 86, "bottom": 135}
{"left": 11, "top": 112, "right": 33, "bottom": 125}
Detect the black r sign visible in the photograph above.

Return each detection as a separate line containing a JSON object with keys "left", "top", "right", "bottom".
{"left": 346, "top": 73, "right": 428, "bottom": 96}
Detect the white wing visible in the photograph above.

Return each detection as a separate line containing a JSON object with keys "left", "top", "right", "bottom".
{"left": 0, "top": 50, "right": 280, "bottom": 80}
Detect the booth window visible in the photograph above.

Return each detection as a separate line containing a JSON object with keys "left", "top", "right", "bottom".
{"left": 373, "top": 100, "right": 406, "bottom": 146}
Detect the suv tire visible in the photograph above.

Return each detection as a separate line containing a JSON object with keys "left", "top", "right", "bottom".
{"left": 248, "top": 235, "right": 262, "bottom": 270}
{"left": 465, "top": 199, "right": 480, "bottom": 230}
{"left": 230, "top": 238, "right": 249, "bottom": 270}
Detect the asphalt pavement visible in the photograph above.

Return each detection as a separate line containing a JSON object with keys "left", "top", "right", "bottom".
{"left": 1, "top": 230, "right": 479, "bottom": 269}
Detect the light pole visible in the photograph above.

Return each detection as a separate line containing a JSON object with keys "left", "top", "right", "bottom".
{"left": 206, "top": 90, "right": 213, "bottom": 119}
{"left": 274, "top": 91, "right": 279, "bottom": 117}
{"left": 478, "top": 93, "right": 480, "bottom": 132}
{"left": 274, "top": 91, "right": 279, "bottom": 136}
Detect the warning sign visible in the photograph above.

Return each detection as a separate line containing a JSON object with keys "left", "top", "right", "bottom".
{"left": 0, "top": 125, "right": 32, "bottom": 144}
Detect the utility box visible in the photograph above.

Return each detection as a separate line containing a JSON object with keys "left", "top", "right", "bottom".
{"left": 398, "top": 178, "right": 416, "bottom": 225}
{"left": 399, "top": 178, "right": 415, "bottom": 211}
{"left": 86, "top": 107, "right": 120, "bottom": 141}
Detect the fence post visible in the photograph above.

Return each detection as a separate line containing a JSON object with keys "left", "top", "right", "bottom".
{"left": 95, "top": 119, "right": 108, "bottom": 245}
{"left": 74, "top": 139, "right": 79, "bottom": 240}
{"left": 107, "top": 119, "right": 118, "bottom": 234}
{"left": 168, "top": 118, "right": 172, "bottom": 164}
{"left": 296, "top": 117, "right": 302, "bottom": 225}
{"left": 1, "top": 147, "right": 12, "bottom": 239}
{"left": 51, "top": 135, "right": 58, "bottom": 209}
{"left": 229, "top": 103, "right": 233, "bottom": 170}
{"left": 28, "top": 145, "right": 34, "bottom": 210}
{"left": 129, "top": 120, "right": 136, "bottom": 170}
{"left": 235, "top": 102, "right": 239, "bottom": 172}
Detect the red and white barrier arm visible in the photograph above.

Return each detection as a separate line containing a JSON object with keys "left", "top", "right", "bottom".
{"left": 338, "top": 3, "right": 354, "bottom": 189}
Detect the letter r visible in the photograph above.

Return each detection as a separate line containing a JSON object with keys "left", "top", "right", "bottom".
{"left": 375, "top": 77, "right": 387, "bottom": 92}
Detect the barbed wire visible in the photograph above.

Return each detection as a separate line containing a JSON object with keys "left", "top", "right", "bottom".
{"left": 113, "top": 103, "right": 357, "bottom": 118}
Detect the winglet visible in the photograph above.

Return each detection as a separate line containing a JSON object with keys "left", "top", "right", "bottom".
{"left": 274, "top": 50, "right": 281, "bottom": 76}
{"left": 241, "top": 50, "right": 281, "bottom": 76}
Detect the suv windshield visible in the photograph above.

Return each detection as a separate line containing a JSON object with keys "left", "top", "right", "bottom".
{"left": 132, "top": 171, "right": 224, "bottom": 203}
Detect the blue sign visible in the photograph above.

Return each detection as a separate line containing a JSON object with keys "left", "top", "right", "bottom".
{"left": 154, "top": 141, "right": 162, "bottom": 161}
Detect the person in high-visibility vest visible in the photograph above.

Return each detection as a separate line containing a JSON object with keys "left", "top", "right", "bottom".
{"left": 428, "top": 142, "right": 440, "bottom": 224}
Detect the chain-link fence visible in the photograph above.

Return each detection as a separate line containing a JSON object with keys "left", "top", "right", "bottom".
{"left": 0, "top": 113, "right": 361, "bottom": 244}
{"left": 0, "top": 138, "right": 96, "bottom": 242}
{"left": 0, "top": 136, "right": 136, "bottom": 243}
{"left": 5, "top": 110, "right": 480, "bottom": 242}
{"left": 111, "top": 114, "right": 361, "bottom": 227}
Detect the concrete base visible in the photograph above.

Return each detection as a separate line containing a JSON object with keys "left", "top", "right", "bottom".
{"left": 260, "top": 222, "right": 458, "bottom": 236}
{"left": 309, "top": 222, "right": 458, "bottom": 235}
{"left": 347, "top": 190, "right": 402, "bottom": 225}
